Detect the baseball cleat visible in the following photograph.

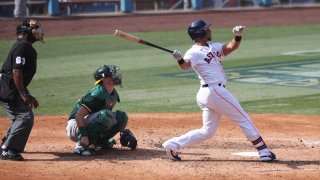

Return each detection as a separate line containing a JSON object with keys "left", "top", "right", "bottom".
{"left": 165, "top": 149, "right": 181, "bottom": 161}
{"left": 74, "top": 146, "right": 95, "bottom": 156}
{"left": 260, "top": 151, "right": 276, "bottom": 162}
{"left": 0, "top": 149, "right": 24, "bottom": 161}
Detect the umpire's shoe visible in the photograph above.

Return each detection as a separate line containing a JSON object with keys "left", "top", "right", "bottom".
{"left": 0, "top": 149, "right": 24, "bottom": 161}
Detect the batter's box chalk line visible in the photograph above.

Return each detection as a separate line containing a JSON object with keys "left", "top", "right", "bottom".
{"left": 258, "top": 168, "right": 320, "bottom": 172}
{"left": 299, "top": 138, "right": 320, "bottom": 148}
{"left": 231, "top": 151, "right": 259, "bottom": 157}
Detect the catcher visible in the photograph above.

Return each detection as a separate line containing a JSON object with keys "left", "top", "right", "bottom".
{"left": 66, "top": 65, "right": 137, "bottom": 156}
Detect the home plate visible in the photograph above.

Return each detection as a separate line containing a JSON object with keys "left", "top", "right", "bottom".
{"left": 231, "top": 152, "right": 259, "bottom": 157}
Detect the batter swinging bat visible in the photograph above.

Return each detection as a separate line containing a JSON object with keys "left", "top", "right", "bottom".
{"left": 114, "top": 30, "right": 174, "bottom": 54}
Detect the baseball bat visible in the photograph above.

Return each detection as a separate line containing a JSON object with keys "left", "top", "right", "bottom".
{"left": 114, "top": 30, "right": 174, "bottom": 54}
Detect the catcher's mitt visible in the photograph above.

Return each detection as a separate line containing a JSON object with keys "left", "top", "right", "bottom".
{"left": 120, "top": 129, "right": 137, "bottom": 150}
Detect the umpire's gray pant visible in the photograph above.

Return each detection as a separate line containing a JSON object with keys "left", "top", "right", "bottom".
{"left": 0, "top": 96, "right": 34, "bottom": 153}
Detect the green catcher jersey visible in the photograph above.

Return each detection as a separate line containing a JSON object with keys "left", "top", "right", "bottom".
{"left": 68, "top": 84, "right": 120, "bottom": 120}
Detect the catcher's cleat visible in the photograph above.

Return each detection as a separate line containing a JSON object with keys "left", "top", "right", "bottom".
{"left": 259, "top": 149, "right": 276, "bottom": 162}
{"left": 101, "top": 138, "right": 116, "bottom": 149}
{"left": 74, "top": 146, "right": 95, "bottom": 156}
{"left": 0, "top": 149, "right": 24, "bottom": 161}
{"left": 165, "top": 149, "right": 181, "bottom": 161}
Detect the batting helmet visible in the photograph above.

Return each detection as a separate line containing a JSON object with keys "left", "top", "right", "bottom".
{"left": 188, "top": 20, "right": 211, "bottom": 40}
{"left": 93, "top": 65, "right": 122, "bottom": 86}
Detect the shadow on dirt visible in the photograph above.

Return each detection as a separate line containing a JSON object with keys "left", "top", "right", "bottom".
{"left": 23, "top": 149, "right": 320, "bottom": 170}
{"left": 183, "top": 158, "right": 320, "bottom": 170}
{"left": 24, "top": 147, "right": 166, "bottom": 161}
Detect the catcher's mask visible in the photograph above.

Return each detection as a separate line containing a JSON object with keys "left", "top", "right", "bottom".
{"left": 16, "top": 19, "right": 44, "bottom": 43}
{"left": 188, "top": 20, "right": 211, "bottom": 40}
{"left": 93, "top": 65, "right": 122, "bottom": 87}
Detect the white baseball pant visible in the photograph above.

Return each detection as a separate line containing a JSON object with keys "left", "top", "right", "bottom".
{"left": 163, "top": 84, "right": 261, "bottom": 151}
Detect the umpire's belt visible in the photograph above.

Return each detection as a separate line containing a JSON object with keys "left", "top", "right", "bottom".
{"left": 202, "top": 83, "right": 225, "bottom": 88}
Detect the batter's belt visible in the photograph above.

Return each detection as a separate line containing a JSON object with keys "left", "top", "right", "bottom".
{"left": 202, "top": 83, "right": 226, "bottom": 88}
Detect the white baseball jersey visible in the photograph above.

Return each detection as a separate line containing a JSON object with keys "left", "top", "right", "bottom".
{"left": 184, "top": 42, "right": 227, "bottom": 85}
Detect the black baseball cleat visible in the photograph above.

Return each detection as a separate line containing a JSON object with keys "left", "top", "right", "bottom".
{"left": 165, "top": 149, "right": 181, "bottom": 161}
{"left": 0, "top": 149, "right": 24, "bottom": 161}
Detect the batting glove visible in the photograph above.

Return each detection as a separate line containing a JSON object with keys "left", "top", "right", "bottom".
{"left": 232, "top": 25, "right": 245, "bottom": 36}
{"left": 172, "top": 50, "right": 182, "bottom": 61}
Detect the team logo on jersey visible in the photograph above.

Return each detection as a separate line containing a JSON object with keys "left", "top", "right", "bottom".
{"left": 204, "top": 52, "right": 221, "bottom": 64}
{"left": 15, "top": 56, "right": 26, "bottom": 65}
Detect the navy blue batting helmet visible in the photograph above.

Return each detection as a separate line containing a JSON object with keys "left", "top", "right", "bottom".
{"left": 188, "top": 20, "right": 211, "bottom": 40}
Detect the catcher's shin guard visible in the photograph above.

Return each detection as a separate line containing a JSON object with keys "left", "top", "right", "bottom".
{"left": 115, "top": 110, "right": 128, "bottom": 131}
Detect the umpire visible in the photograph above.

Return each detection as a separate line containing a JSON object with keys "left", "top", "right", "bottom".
{"left": 0, "top": 19, "right": 44, "bottom": 161}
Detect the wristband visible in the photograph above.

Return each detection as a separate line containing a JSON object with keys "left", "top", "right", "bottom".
{"left": 234, "top": 36, "right": 242, "bottom": 42}
{"left": 178, "top": 58, "right": 185, "bottom": 65}
{"left": 78, "top": 126, "right": 88, "bottom": 137}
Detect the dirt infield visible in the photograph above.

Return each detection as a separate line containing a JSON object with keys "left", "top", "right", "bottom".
{"left": 1, "top": 7, "right": 320, "bottom": 179}
{"left": 0, "top": 114, "right": 319, "bottom": 179}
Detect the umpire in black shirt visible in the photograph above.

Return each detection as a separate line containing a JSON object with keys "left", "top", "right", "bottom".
{"left": 0, "top": 19, "right": 44, "bottom": 161}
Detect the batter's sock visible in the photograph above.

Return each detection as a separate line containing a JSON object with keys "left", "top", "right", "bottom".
{"left": 252, "top": 137, "right": 276, "bottom": 161}
{"left": 252, "top": 136, "right": 268, "bottom": 151}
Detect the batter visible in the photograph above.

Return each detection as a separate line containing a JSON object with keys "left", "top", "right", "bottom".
{"left": 162, "top": 20, "right": 276, "bottom": 162}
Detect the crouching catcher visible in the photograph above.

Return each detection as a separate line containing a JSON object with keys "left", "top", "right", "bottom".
{"left": 66, "top": 65, "right": 137, "bottom": 156}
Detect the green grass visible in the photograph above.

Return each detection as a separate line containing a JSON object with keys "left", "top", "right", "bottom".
{"left": 242, "top": 94, "right": 320, "bottom": 114}
{"left": 0, "top": 24, "right": 320, "bottom": 116}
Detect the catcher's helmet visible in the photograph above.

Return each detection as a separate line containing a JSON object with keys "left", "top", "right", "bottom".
{"left": 188, "top": 20, "right": 211, "bottom": 40}
{"left": 93, "top": 65, "right": 122, "bottom": 86}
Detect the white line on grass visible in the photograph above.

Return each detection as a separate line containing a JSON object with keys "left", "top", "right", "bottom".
{"left": 282, "top": 49, "right": 320, "bottom": 56}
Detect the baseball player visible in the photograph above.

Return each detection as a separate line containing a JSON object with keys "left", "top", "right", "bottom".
{"left": 162, "top": 20, "right": 276, "bottom": 162}
{"left": 66, "top": 65, "right": 137, "bottom": 156}
{"left": 0, "top": 19, "right": 44, "bottom": 161}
